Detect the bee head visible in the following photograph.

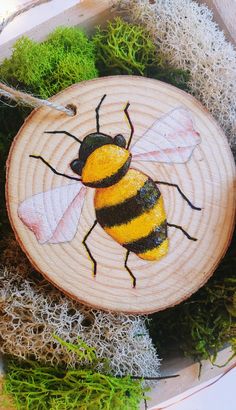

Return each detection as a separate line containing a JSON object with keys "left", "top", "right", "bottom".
{"left": 70, "top": 132, "right": 131, "bottom": 187}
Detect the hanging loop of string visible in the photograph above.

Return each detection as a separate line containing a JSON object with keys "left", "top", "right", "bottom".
{"left": 0, "top": 82, "right": 75, "bottom": 116}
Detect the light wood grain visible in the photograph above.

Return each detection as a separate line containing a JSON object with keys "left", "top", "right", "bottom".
{"left": 6, "top": 76, "right": 236, "bottom": 314}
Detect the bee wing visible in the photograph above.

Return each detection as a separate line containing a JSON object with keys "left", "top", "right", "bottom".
{"left": 18, "top": 182, "right": 87, "bottom": 244}
{"left": 131, "top": 107, "right": 201, "bottom": 163}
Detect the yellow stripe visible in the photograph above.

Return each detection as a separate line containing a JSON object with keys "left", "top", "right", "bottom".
{"left": 104, "top": 196, "right": 166, "bottom": 243}
{"left": 82, "top": 145, "right": 129, "bottom": 184}
{"left": 137, "top": 239, "right": 169, "bottom": 261}
{"left": 94, "top": 169, "right": 148, "bottom": 209}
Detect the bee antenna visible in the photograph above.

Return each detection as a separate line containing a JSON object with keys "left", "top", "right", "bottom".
{"left": 95, "top": 94, "right": 106, "bottom": 133}
{"left": 124, "top": 102, "right": 134, "bottom": 150}
{"left": 44, "top": 130, "right": 82, "bottom": 144}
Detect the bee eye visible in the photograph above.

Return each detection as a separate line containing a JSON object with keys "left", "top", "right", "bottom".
{"left": 114, "top": 134, "right": 126, "bottom": 148}
{"left": 70, "top": 159, "right": 83, "bottom": 175}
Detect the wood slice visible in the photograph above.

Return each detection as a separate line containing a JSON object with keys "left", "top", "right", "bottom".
{"left": 6, "top": 76, "right": 236, "bottom": 314}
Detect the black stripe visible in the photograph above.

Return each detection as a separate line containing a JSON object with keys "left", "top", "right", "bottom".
{"left": 123, "top": 222, "right": 167, "bottom": 254}
{"left": 96, "top": 179, "right": 161, "bottom": 227}
{"left": 84, "top": 155, "right": 132, "bottom": 188}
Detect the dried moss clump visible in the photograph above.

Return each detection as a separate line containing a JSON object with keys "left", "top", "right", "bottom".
{"left": 0, "top": 235, "right": 32, "bottom": 275}
{"left": 114, "top": 0, "right": 236, "bottom": 150}
{"left": 148, "top": 232, "right": 236, "bottom": 363}
{"left": 0, "top": 238, "right": 160, "bottom": 379}
{"left": 0, "top": 26, "right": 98, "bottom": 98}
{"left": 93, "top": 17, "right": 190, "bottom": 90}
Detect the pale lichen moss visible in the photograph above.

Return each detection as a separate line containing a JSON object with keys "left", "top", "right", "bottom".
{"left": 0, "top": 236, "right": 161, "bottom": 379}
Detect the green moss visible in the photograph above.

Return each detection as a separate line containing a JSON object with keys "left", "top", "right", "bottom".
{"left": 48, "top": 53, "right": 97, "bottom": 94}
{"left": 93, "top": 17, "right": 156, "bottom": 75}
{"left": 93, "top": 17, "right": 190, "bottom": 90}
{"left": 4, "top": 362, "right": 147, "bottom": 410}
{"left": 148, "top": 232, "right": 236, "bottom": 363}
{"left": 0, "top": 27, "right": 98, "bottom": 99}
{"left": 46, "top": 26, "right": 96, "bottom": 59}
{"left": 4, "top": 337, "right": 148, "bottom": 410}
{"left": 53, "top": 335, "right": 99, "bottom": 366}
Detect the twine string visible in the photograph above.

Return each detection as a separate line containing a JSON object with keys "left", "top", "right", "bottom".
{"left": 0, "top": 82, "right": 75, "bottom": 116}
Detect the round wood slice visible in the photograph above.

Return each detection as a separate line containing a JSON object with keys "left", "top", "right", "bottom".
{"left": 6, "top": 76, "right": 236, "bottom": 314}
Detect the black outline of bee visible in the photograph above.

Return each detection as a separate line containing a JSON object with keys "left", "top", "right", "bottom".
{"left": 29, "top": 95, "right": 201, "bottom": 288}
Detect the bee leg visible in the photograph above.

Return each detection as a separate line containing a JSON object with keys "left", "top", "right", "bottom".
{"left": 155, "top": 181, "right": 202, "bottom": 211}
{"left": 83, "top": 220, "right": 98, "bottom": 277}
{"left": 124, "top": 250, "right": 136, "bottom": 288}
{"left": 29, "top": 155, "right": 81, "bottom": 182}
{"left": 95, "top": 94, "right": 107, "bottom": 133}
{"left": 167, "top": 222, "right": 197, "bottom": 241}
{"left": 124, "top": 102, "right": 134, "bottom": 150}
{"left": 44, "top": 130, "right": 82, "bottom": 144}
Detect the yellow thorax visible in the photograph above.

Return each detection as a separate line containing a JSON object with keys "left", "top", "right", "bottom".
{"left": 82, "top": 144, "right": 130, "bottom": 185}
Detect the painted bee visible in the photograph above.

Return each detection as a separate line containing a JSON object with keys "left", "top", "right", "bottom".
{"left": 18, "top": 94, "right": 201, "bottom": 287}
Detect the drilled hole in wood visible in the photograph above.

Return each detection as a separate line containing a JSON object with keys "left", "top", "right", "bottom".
{"left": 66, "top": 103, "right": 77, "bottom": 116}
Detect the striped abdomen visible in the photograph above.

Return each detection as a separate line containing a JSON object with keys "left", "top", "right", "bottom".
{"left": 94, "top": 169, "right": 168, "bottom": 261}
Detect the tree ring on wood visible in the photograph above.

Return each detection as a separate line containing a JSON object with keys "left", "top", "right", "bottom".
{"left": 6, "top": 76, "right": 236, "bottom": 314}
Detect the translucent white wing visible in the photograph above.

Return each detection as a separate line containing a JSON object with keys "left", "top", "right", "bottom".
{"left": 131, "top": 107, "right": 201, "bottom": 163}
{"left": 18, "top": 182, "right": 87, "bottom": 244}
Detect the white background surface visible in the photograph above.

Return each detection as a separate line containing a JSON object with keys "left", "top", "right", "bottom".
{"left": 0, "top": 0, "right": 81, "bottom": 45}
{"left": 152, "top": 366, "right": 236, "bottom": 410}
